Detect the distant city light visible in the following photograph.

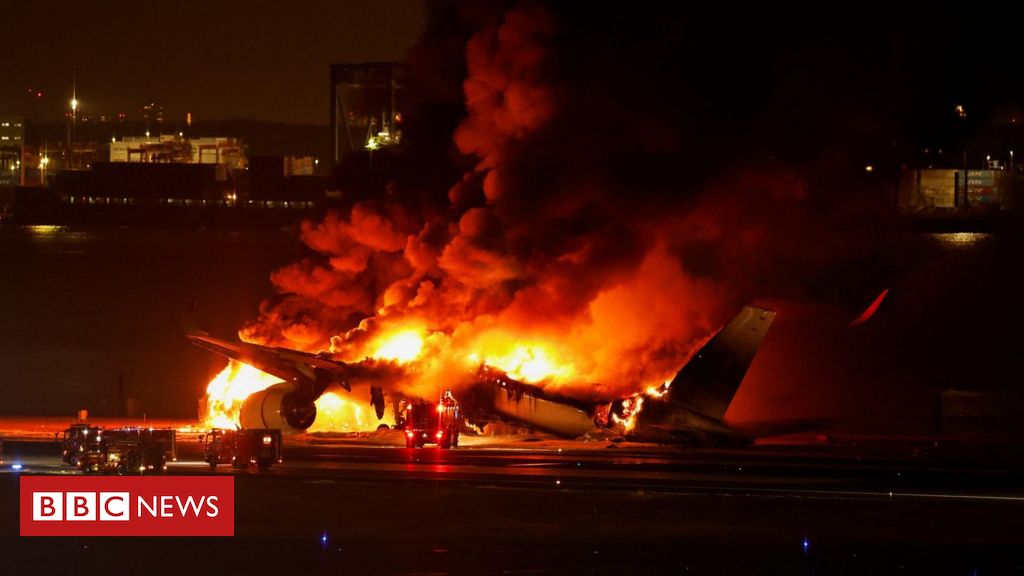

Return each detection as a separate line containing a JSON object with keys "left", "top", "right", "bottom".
{"left": 865, "top": 165, "right": 874, "bottom": 172}
{"left": 70, "top": 98, "right": 79, "bottom": 111}
{"left": 955, "top": 104, "right": 966, "bottom": 118}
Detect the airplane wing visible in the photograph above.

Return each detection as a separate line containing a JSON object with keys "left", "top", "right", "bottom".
{"left": 184, "top": 297, "right": 355, "bottom": 395}
{"left": 186, "top": 332, "right": 353, "bottom": 392}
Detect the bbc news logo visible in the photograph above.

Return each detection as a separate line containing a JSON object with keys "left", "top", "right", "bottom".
{"left": 32, "top": 491, "right": 220, "bottom": 521}
{"left": 20, "top": 476, "right": 233, "bottom": 536}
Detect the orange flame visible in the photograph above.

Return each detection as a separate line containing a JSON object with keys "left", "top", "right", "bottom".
{"left": 611, "top": 380, "right": 671, "bottom": 432}
{"left": 308, "top": 391, "right": 393, "bottom": 432}
{"left": 466, "top": 332, "right": 575, "bottom": 384}
{"left": 201, "top": 361, "right": 395, "bottom": 432}
{"left": 202, "top": 361, "right": 281, "bottom": 429}
{"left": 611, "top": 395, "right": 644, "bottom": 432}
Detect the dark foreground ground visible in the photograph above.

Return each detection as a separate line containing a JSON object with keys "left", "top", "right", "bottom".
{"left": 1, "top": 439, "right": 1023, "bottom": 575}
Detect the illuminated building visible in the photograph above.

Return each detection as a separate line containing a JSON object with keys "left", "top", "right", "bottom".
{"left": 0, "top": 115, "right": 25, "bottom": 186}
{"left": 108, "top": 135, "right": 247, "bottom": 179}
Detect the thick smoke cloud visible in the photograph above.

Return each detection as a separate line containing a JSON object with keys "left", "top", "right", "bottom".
{"left": 239, "top": 1, "right": 896, "bottom": 423}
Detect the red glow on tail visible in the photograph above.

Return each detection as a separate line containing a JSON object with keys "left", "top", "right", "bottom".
{"left": 850, "top": 289, "right": 889, "bottom": 327}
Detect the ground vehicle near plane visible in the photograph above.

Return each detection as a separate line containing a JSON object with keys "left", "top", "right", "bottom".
{"left": 62, "top": 425, "right": 174, "bottom": 475}
{"left": 200, "top": 428, "right": 282, "bottom": 471}
{"left": 404, "top": 391, "right": 462, "bottom": 449}
{"left": 61, "top": 424, "right": 101, "bottom": 467}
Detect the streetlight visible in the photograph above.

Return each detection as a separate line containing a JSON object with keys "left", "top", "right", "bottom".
{"left": 68, "top": 95, "right": 79, "bottom": 160}
{"left": 956, "top": 103, "right": 968, "bottom": 207}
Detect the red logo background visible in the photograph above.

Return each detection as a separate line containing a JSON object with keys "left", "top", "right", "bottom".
{"left": 20, "top": 476, "right": 234, "bottom": 536}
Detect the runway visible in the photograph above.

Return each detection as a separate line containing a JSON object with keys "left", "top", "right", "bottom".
{"left": 2, "top": 437, "right": 1024, "bottom": 573}
{"left": 7, "top": 436, "right": 1024, "bottom": 501}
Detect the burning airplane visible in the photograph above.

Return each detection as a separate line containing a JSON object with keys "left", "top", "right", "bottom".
{"left": 184, "top": 5, "right": 818, "bottom": 444}
{"left": 188, "top": 305, "right": 777, "bottom": 445}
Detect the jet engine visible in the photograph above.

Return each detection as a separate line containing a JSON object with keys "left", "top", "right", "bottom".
{"left": 239, "top": 383, "right": 317, "bottom": 434}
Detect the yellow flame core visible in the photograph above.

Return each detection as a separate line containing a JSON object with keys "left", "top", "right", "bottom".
{"left": 371, "top": 330, "right": 425, "bottom": 363}
{"left": 308, "top": 392, "right": 373, "bottom": 432}
{"left": 203, "top": 361, "right": 282, "bottom": 429}
{"left": 485, "top": 345, "right": 574, "bottom": 383}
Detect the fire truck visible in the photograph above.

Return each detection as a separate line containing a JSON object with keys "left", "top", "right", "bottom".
{"left": 62, "top": 425, "right": 175, "bottom": 475}
{"left": 404, "top": 390, "right": 462, "bottom": 449}
{"left": 200, "top": 428, "right": 282, "bottom": 471}
{"left": 61, "top": 424, "right": 100, "bottom": 467}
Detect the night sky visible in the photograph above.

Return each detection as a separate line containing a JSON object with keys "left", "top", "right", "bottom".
{"left": 2, "top": 2, "right": 1024, "bottom": 150}
{"left": 0, "top": 0, "right": 426, "bottom": 125}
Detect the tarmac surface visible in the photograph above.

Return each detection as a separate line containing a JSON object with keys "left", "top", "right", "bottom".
{"left": 2, "top": 430, "right": 1023, "bottom": 574}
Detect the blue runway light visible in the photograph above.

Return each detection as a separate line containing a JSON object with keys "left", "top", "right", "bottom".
{"left": 11, "top": 464, "right": 22, "bottom": 470}
{"left": 802, "top": 536, "right": 810, "bottom": 554}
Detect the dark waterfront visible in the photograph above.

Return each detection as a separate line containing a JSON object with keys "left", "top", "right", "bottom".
{"left": 0, "top": 224, "right": 306, "bottom": 417}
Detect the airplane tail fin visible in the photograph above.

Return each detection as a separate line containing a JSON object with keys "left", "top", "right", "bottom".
{"left": 664, "top": 306, "right": 775, "bottom": 421}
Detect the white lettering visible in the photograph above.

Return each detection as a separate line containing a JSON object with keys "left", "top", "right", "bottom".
{"left": 160, "top": 495, "right": 174, "bottom": 517}
{"left": 33, "top": 492, "right": 63, "bottom": 521}
{"left": 176, "top": 496, "right": 204, "bottom": 517}
{"left": 66, "top": 492, "right": 96, "bottom": 521}
{"left": 137, "top": 496, "right": 158, "bottom": 517}
{"left": 99, "top": 492, "right": 129, "bottom": 521}
{"left": 205, "top": 496, "right": 219, "bottom": 518}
